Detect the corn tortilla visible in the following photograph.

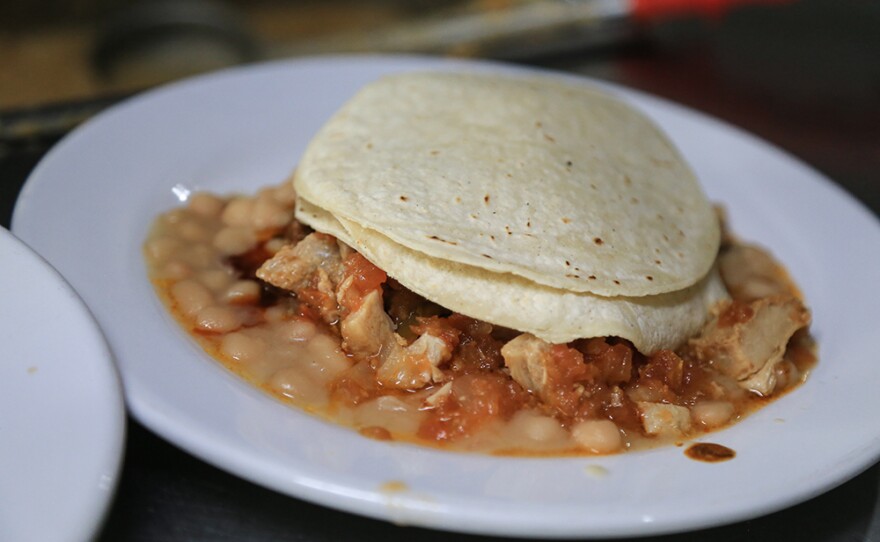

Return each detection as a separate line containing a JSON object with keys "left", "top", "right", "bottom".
{"left": 294, "top": 72, "right": 720, "bottom": 297}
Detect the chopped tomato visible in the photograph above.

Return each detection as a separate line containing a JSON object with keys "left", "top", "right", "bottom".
{"left": 640, "top": 349, "right": 685, "bottom": 393}
{"left": 418, "top": 373, "right": 526, "bottom": 441}
{"left": 339, "top": 253, "right": 387, "bottom": 313}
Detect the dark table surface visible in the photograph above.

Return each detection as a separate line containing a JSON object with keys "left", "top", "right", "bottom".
{"left": 2, "top": 1, "right": 879, "bottom": 540}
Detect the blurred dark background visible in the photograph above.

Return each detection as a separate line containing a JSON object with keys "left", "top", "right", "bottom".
{"left": 3, "top": 0, "right": 879, "bottom": 210}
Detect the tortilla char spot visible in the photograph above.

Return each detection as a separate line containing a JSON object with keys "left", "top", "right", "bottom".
{"left": 527, "top": 220, "right": 531, "bottom": 228}
{"left": 594, "top": 237, "right": 603, "bottom": 245}
{"left": 565, "top": 260, "right": 571, "bottom": 266}
{"left": 562, "top": 217, "right": 571, "bottom": 224}
{"left": 430, "top": 149, "right": 440, "bottom": 156}
{"left": 399, "top": 195, "right": 409, "bottom": 202}
{"left": 484, "top": 194, "right": 490, "bottom": 204}
{"left": 613, "top": 279, "right": 621, "bottom": 285}
{"left": 366, "top": 142, "right": 373, "bottom": 149}
{"left": 646, "top": 275, "right": 654, "bottom": 281}
{"left": 655, "top": 259, "right": 662, "bottom": 265}
{"left": 544, "top": 133, "right": 556, "bottom": 143}
{"left": 588, "top": 275, "right": 597, "bottom": 280}
{"left": 428, "top": 235, "right": 458, "bottom": 246}
{"left": 566, "top": 160, "right": 573, "bottom": 167}
{"left": 482, "top": 253, "right": 493, "bottom": 259}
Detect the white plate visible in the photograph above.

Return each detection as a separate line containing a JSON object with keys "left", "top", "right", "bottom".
{"left": 0, "top": 227, "right": 125, "bottom": 542}
{"left": 12, "top": 56, "right": 880, "bottom": 538}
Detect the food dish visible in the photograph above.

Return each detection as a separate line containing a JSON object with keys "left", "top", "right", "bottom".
{"left": 144, "top": 70, "right": 810, "bottom": 455}
{"left": 0, "top": 227, "right": 125, "bottom": 542}
{"left": 12, "top": 55, "right": 880, "bottom": 537}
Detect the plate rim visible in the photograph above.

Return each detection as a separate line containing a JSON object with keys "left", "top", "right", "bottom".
{"left": 0, "top": 227, "right": 127, "bottom": 541}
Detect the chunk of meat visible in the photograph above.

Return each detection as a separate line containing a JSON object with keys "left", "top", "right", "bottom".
{"left": 256, "top": 233, "right": 344, "bottom": 292}
{"left": 377, "top": 332, "right": 455, "bottom": 389}
{"left": 719, "top": 244, "right": 800, "bottom": 302}
{"left": 424, "top": 381, "right": 453, "bottom": 408}
{"left": 340, "top": 289, "right": 401, "bottom": 359}
{"left": 340, "top": 289, "right": 455, "bottom": 390}
{"left": 500, "top": 333, "right": 552, "bottom": 397}
{"left": 690, "top": 296, "right": 811, "bottom": 395}
{"left": 637, "top": 402, "right": 692, "bottom": 437}
{"left": 501, "top": 334, "right": 642, "bottom": 428}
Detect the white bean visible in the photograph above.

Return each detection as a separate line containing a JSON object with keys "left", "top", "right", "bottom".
{"left": 144, "top": 236, "right": 180, "bottom": 264}
{"left": 160, "top": 260, "right": 192, "bottom": 280}
{"left": 223, "top": 280, "right": 261, "bottom": 305}
{"left": 272, "top": 182, "right": 297, "bottom": 205}
{"left": 198, "top": 269, "right": 234, "bottom": 292}
{"left": 267, "top": 368, "right": 324, "bottom": 404}
{"left": 213, "top": 226, "right": 257, "bottom": 256}
{"left": 171, "top": 279, "right": 214, "bottom": 316}
{"left": 220, "top": 332, "right": 266, "bottom": 363}
{"left": 195, "top": 305, "right": 242, "bottom": 333}
{"left": 571, "top": 420, "right": 623, "bottom": 454}
{"left": 691, "top": 401, "right": 735, "bottom": 429}
{"left": 252, "top": 197, "right": 290, "bottom": 230}
{"left": 188, "top": 192, "right": 224, "bottom": 217}
{"left": 221, "top": 197, "right": 255, "bottom": 226}
{"left": 279, "top": 318, "right": 317, "bottom": 342}
{"left": 177, "top": 219, "right": 209, "bottom": 243}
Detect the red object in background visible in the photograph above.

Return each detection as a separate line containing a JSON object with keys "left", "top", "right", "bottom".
{"left": 631, "top": 0, "right": 796, "bottom": 21}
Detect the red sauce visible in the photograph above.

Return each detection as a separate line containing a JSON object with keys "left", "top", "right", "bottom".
{"left": 339, "top": 252, "right": 387, "bottom": 313}
{"left": 685, "top": 442, "right": 736, "bottom": 462}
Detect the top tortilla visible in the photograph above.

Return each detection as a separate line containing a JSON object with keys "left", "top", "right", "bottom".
{"left": 295, "top": 71, "right": 720, "bottom": 297}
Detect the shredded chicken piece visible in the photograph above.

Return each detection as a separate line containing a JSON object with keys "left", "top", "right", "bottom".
{"left": 500, "top": 333, "right": 551, "bottom": 398}
{"left": 690, "top": 296, "right": 810, "bottom": 395}
{"left": 340, "top": 289, "right": 453, "bottom": 389}
{"left": 256, "top": 233, "right": 346, "bottom": 323}
{"left": 719, "top": 244, "right": 800, "bottom": 301}
{"left": 637, "top": 402, "right": 692, "bottom": 437}
{"left": 256, "top": 233, "right": 344, "bottom": 292}
{"left": 424, "top": 381, "right": 453, "bottom": 408}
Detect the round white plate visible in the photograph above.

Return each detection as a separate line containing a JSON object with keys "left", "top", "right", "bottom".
{"left": 0, "top": 227, "right": 125, "bottom": 542}
{"left": 12, "top": 56, "right": 880, "bottom": 538}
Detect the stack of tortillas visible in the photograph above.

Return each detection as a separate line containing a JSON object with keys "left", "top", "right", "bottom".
{"left": 293, "top": 72, "right": 728, "bottom": 353}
